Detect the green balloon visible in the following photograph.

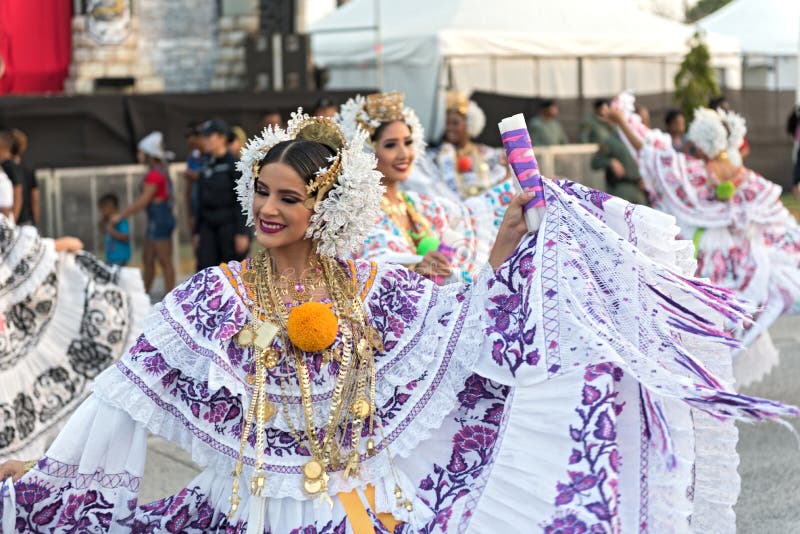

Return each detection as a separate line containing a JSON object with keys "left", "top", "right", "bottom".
{"left": 416, "top": 234, "right": 441, "bottom": 256}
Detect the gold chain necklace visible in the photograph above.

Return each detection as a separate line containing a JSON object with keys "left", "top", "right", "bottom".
{"left": 227, "top": 250, "right": 414, "bottom": 516}
{"left": 381, "top": 192, "right": 433, "bottom": 250}
{"left": 453, "top": 142, "right": 490, "bottom": 197}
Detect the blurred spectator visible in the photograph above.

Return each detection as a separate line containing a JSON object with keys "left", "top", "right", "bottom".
{"left": 0, "top": 131, "right": 23, "bottom": 221}
{"left": 228, "top": 125, "right": 247, "bottom": 158}
{"left": 183, "top": 121, "right": 206, "bottom": 235}
{"left": 312, "top": 96, "right": 338, "bottom": 118}
{"left": 0, "top": 165, "right": 12, "bottom": 218}
{"left": 259, "top": 110, "right": 285, "bottom": 130}
{"left": 528, "top": 99, "right": 569, "bottom": 146}
{"left": 788, "top": 104, "right": 800, "bottom": 196}
{"left": 98, "top": 193, "right": 131, "bottom": 266}
{"left": 195, "top": 119, "right": 250, "bottom": 270}
{"left": 10, "top": 129, "right": 38, "bottom": 226}
{"left": 664, "top": 109, "right": 686, "bottom": 151}
{"left": 580, "top": 98, "right": 646, "bottom": 205}
{"left": 112, "top": 131, "right": 176, "bottom": 293}
{"left": 634, "top": 103, "right": 651, "bottom": 128}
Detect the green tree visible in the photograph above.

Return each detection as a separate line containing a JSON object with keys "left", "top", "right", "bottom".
{"left": 673, "top": 32, "right": 720, "bottom": 122}
{"left": 685, "top": 0, "right": 733, "bottom": 23}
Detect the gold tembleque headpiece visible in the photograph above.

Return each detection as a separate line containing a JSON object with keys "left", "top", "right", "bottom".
{"left": 446, "top": 91, "right": 469, "bottom": 115}
{"left": 358, "top": 92, "right": 405, "bottom": 135}
{"left": 251, "top": 116, "right": 348, "bottom": 209}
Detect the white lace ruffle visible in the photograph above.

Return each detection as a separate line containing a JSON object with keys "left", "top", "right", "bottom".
{"left": 0, "top": 227, "right": 58, "bottom": 307}
{"left": 1, "top": 253, "right": 150, "bottom": 461}
{"left": 733, "top": 332, "right": 780, "bottom": 389}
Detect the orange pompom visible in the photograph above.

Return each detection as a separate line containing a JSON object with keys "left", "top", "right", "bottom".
{"left": 287, "top": 302, "right": 339, "bottom": 353}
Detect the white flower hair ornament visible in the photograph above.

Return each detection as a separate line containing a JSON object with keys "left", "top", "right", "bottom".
{"left": 336, "top": 92, "right": 426, "bottom": 156}
{"left": 717, "top": 108, "right": 747, "bottom": 166}
{"left": 445, "top": 90, "right": 486, "bottom": 139}
{"left": 465, "top": 100, "right": 486, "bottom": 139}
{"left": 686, "top": 107, "right": 729, "bottom": 159}
{"left": 235, "top": 109, "right": 385, "bottom": 258}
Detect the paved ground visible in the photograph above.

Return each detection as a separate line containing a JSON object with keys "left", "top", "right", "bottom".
{"left": 138, "top": 315, "right": 800, "bottom": 531}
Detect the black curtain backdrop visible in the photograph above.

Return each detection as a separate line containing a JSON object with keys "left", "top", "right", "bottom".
{"left": 0, "top": 89, "right": 371, "bottom": 168}
{"left": 0, "top": 88, "right": 793, "bottom": 188}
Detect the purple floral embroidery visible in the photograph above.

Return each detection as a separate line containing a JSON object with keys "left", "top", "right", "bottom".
{"left": 14, "top": 479, "right": 51, "bottom": 511}
{"left": 13, "top": 479, "right": 116, "bottom": 532}
{"left": 142, "top": 354, "right": 168, "bottom": 375}
{"left": 543, "top": 511, "right": 592, "bottom": 534}
{"left": 368, "top": 268, "right": 426, "bottom": 352}
{"left": 550, "top": 364, "right": 625, "bottom": 533}
{"left": 416, "top": 376, "right": 509, "bottom": 533}
{"left": 174, "top": 269, "right": 245, "bottom": 342}
{"left": 556, "top": 180, "right": 612, "bottom": 212}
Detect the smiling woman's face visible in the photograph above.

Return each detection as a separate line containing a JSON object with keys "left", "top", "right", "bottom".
{"left": 252, "top": 161, "right": 313, "bottom": 250}
{"left": 374, "top": 120, "right": 415, "bottom": 184}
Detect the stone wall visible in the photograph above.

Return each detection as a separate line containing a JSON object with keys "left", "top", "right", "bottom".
{"left": 65, "top": 0, "right": 262, "bottom": 94}
{"left": 211, "top": 12, "right": 259, "bottom": 91}
{"left": 65, "top": 14, "right": 164, "bottom": 94}
{"left": 137, "top": 0, "right": 220, "bottom": 92}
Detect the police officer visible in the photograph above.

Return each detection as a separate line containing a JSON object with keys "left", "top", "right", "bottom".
{"left": 194, "top": 119, "right": 250, "bottom": 270}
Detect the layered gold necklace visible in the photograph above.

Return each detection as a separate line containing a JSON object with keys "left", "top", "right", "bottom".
{"left": 228, "top": 250, "right": 414, "bottom": 517}
{"left": 453, "top": 142, "right": 490, "bottom": 197}
{"left": 380, "top": 191, "right": 433, "bottom": 250}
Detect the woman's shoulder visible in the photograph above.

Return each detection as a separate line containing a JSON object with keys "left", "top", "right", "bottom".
{"left": 164, "top": 262, "right": 249, "bottom": 340}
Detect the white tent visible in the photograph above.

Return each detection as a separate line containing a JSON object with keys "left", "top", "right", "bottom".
{"left": 310, "top": 0, "right": 741, "bottom": 137}
{"left": 698, "top": 0, "right": 800, "bottom": 92}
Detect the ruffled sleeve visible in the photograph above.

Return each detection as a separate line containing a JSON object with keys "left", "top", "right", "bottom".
{"left": 1, "top": 395, "right": 147, "bottom": 532}
{"left": 90, "top": 265, "right": 250, "bottom": 475}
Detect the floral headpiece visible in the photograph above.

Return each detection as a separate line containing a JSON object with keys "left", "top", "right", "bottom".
{"left": 446, "top": 90, "right": 486, "bottom": 139}
{"left": 686, "top": 108, "right": 729, "bottom": 160}
{"left": 236, "top": 109, "right": 385, "bottom": 258}
{"left": 336, "top": 92, "right": 426, "bottom": 157}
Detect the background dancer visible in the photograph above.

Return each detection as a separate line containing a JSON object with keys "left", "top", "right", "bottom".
{"left": 610, "top": 94, "right": 800, "bottom": 387}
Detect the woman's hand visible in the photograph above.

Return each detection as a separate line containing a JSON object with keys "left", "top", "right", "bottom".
{"left": 489, "top": 192, "right": 535, "bottom": 270}
{"left": 0, "top": 459, "right": 28, "bottom": 482}
{"left": 607, "top": 108, "right": 624, "bottom": 124}
{"left": 414, "top": 250, "right": 452, "bottom": 278}
{"left": 54, "top": 236, "right": 84, "bottom": 253}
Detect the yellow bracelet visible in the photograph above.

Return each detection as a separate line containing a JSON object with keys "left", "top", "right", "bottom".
{"left": 22, "top": 460, "right": 37, "bottom": 473}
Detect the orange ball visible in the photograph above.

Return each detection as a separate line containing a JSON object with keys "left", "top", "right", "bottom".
{"left": 287, "top": 302, "right": 339, "bottom": 353}
{"left": 456, "top": 155, "right": 473, "bottom": 173}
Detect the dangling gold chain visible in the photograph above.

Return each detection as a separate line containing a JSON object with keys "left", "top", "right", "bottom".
{"left": 381, "top": 191, "right": 433, "bottom": 250}
{"left": 227, "top": 249, "right": 416, "bottom": 516}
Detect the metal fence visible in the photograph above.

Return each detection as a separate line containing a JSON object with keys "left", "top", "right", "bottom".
{"left": 36, "top": 162, "right": 190, "bottom": 272}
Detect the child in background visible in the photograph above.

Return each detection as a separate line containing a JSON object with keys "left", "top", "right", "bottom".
{"left": 98, "top": 193, "right": 131, "bottom": 266}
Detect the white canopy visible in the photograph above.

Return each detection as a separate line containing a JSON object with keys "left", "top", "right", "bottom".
{"left": 698, "top": 0, "right": 799, "bottom": 91}
{"left": 311, "top": 0, "right": 741, "bottom": 137}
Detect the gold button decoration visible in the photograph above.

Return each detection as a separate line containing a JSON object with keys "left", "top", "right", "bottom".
{"left": 236, "top": 328, "right": 255, "bottom": 347}
{"left": 303, "top": 460, "right": 324, "bottom": 480}
{"left": 303, "top": 478, "right": 323, "bottom": 494}
{"left": 351, "top": 398, "right": 371, "bottom": 419}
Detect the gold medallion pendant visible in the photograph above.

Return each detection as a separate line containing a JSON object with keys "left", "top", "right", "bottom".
{"left": 302, "top": 460, "right": 329, "bottom": 496}
{"left": 236, "top": 327, "right": 255, "bottom": 347}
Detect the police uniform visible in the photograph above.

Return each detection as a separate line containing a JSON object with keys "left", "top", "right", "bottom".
{"left": 195, "top": 150, "right": 248, "bottom": 269}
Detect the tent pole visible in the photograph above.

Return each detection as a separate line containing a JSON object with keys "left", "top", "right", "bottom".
{"left": 797, "top": 15, "right": 800, "bottom": 105}
{"left": 375, "top": 0, "right": 383, "bottom": 90}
